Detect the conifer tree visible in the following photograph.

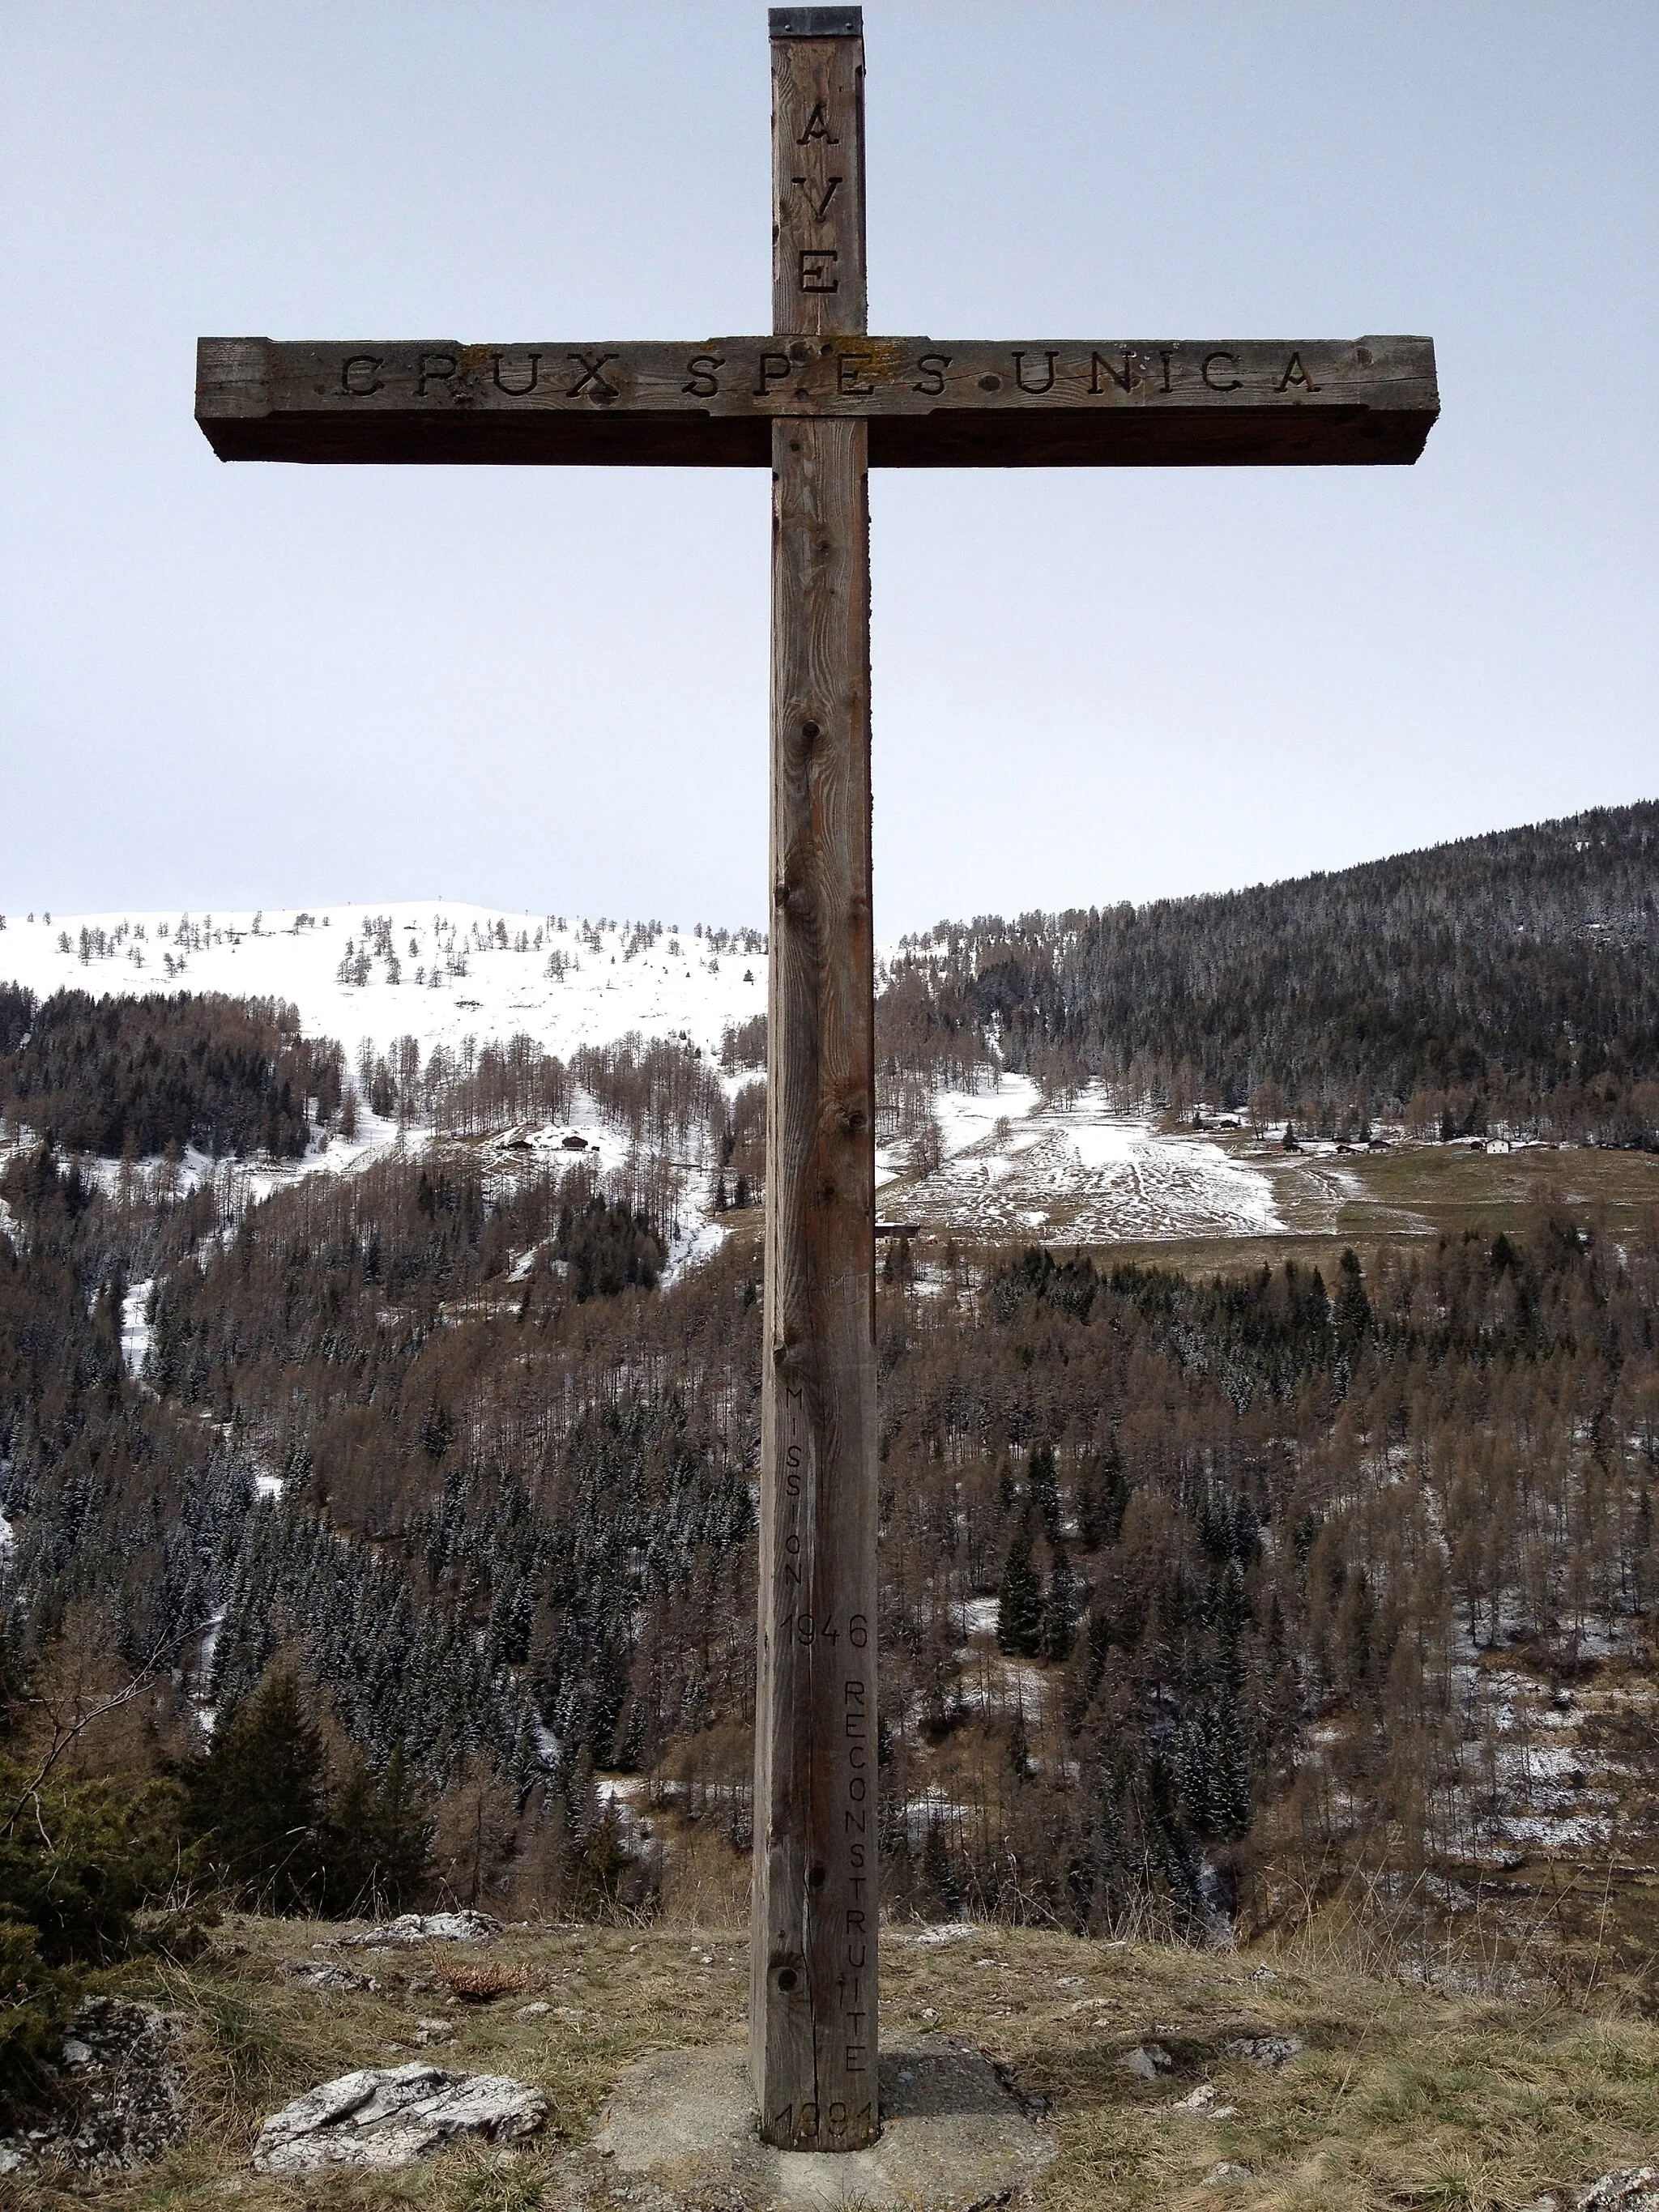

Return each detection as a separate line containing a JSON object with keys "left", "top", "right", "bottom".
{"left": 920, "top": 1818, "right": 961, "bottom": 1919}
{"left": 326, "top": 1745, "right": 433, "bottom": 1914}
{"left": 1334, "top": 1246, "right": 1371, "bottom": 1347}
{"left": 997, "top": 1511, "right": 1043, "bottom": 1658}
{"left": 1040, "top": 1535, "right": 1081, "bottom": 1662}
{"left": 185, "top": 1668, "right": 330, "bottom": 1911}
{"left": 1008, "top": 1699, "right": 1031, "bottom": 1783}
{"left": 1027, "top": 1443, "right": 1060, "bottom": 1541}
{"left": 1077, "top": 1438, "right": 1128, "bottom": 1551}
{"left": 1209, "top": 1690, "right": 1252, "bottom": 1839}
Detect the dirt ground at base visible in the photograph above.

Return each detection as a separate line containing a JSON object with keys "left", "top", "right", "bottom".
{"left": 6, "top": 1916, "right": 1659, "bottom": 2212}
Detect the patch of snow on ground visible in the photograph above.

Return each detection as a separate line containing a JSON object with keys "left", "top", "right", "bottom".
{"left": 120, "top": 1279, "right": 153, "bottom": 1377}
{"left": 195, "top": 1609, "right": 228, "bottom": 1735}
{"left": 1499, "top": 1809, "right": 1613, "bottom": 1849}
{"left": 901, "top": 1793, "right": 980, "bottom": 1838}
{"left": 30, "top": 1108, "right": 417, "bottom": 1230}
{"left": 660, "top": 1215, "right": 731, "bottom": 1289}
{"left": 880, "top": 1080, "right": 1282, "bottom": 1246}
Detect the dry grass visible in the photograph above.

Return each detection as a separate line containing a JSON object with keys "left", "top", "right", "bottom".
{"left": 1247, "top": 1137, "right": 1659, "bottom": 1252}
{"left": 439, "top": 1961, "right": 530, "bottom": 2006}
{"left": 882, "top": 1927, "right": 1659, "bottom": 2212}
{"left": 6, "top": 1916, "right": 1659, "bottom": 2210}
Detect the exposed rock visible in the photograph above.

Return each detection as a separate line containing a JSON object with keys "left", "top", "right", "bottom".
{"left": 1117, "top": 2042, "right": 1174, "bottom": 2081}
{"left": 0, "top": 1997, "right": 189, "bottom": 2175}
{"left": 1521, "top": 2177, "right": 1659, "bottom": 2212}
{"left": 283, "top": 1961, "right": 378, "bottom": 1993}
{"left": 251, "top": 2063, "right": 547, "bottom": 2175}
{"left": 1224, "top": 2032, "right": 1303, "bottom": 2069}
{"left": 413, "top": 2017, "right": 454, "bottom": 2044}
{"left": 515, "top": 2000, "right": 552, "bottom": 2019}
{"left": 1170, "top": 2083, "right": 1238, "bottom": 2120}
{"left": 339, "top": 1910, "right": 501, "bottom": 1949}
{"left": 1578, "top": 2173, "right": 1659, "bottom": 2212}
{"left": 1205, "top": 2162, "right": 1254, "bottom": 2188}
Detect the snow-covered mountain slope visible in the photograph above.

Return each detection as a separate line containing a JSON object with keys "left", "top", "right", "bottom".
{"left": 0, "top": 904, "right": 765, "bottom": 1068}
{"left": 0, "top": 902, "right": 1286, "bottom": 1248}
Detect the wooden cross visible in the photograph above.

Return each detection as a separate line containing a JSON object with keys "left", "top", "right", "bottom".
{"left": 196, "top": 4, "right": 1437, "bottom": 2154}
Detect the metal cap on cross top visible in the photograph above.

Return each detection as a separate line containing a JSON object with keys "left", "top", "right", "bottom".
{"left": 770, "top": 7, "right": 863, "bottom": 33}
{"left": 194, "top": 6, "right": 1436, "bottom": 2159}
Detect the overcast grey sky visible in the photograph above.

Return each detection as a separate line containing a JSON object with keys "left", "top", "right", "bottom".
{"left": 2, "top": 2, "right": 1653, "bottom": 936}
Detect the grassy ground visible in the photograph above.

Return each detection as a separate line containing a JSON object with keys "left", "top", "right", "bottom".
{"left": 1252, "top": 1139, "right": 1659, "bottom": 1246}
{"left": 1047, "top": 1139, "right": 1659, "bottom": 1281}
{"left": 878, "top": 1110, "right": 1659, "bottom": 1281}
{"left": 10, "top": 1916, "right": 1659, "bottom": 2211}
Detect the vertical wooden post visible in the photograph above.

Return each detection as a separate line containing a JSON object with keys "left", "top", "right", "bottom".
{"left": 751, "top": 5, "right": 879, "bottom": 2154}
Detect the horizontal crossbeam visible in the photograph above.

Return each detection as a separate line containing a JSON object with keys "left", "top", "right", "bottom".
{"left": 197, "top": 335, "right": 1437, "bottom": 467}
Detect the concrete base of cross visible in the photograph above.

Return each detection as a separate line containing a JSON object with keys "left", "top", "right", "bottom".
{"left": 565, "top": 2036, "right": 1056, "bottom": 2211}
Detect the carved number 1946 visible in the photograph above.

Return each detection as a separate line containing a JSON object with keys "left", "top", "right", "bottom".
{"left": 793, "top": 1612, "right": 868, "bottom": 1647}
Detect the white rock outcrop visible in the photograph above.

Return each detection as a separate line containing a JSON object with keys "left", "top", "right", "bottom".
{"left": 339, "top": 1911, "right": 501, "bottom": 1949}
{"left": 251, "top": 2064, "right": 547, "bottom": 2175}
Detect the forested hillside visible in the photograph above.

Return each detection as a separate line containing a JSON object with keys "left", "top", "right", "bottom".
{"left": 6, "top": 799, "right": 1657, "bottom": 1183}
{"left": 4, "top": 1127, "right": 1657, "bottom": 1950}
{"left": 0, "top": 988, "right": 341, "bottom": 1160}
{"left": 4, "top": 799, "right": 1659, "bottom": 2020}
{"left": 884, "top": 799, "right": 1659, "bottom": 1144}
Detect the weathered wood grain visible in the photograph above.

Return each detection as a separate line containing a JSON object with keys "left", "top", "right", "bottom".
{"left": 752, "top": 7, "right": 880, "bottom": 2157}
{"left": 195, "top": 335, "right": 1439, "bottom": 467}
{"left": 770, "top": 15, "right": 866, "bottom": 337}
{"left": 752, "top": 411, "right": 878, "bottom": 2153}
